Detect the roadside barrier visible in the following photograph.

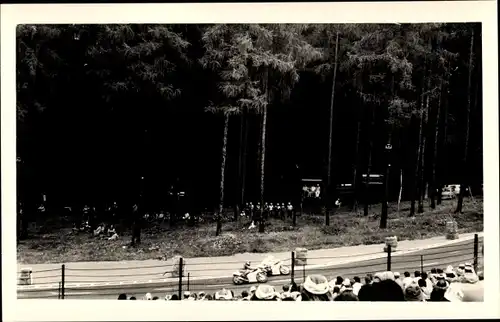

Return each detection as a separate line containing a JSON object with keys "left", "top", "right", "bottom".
{"left": 17, "top": 234, "right": 482, "bottom": 299}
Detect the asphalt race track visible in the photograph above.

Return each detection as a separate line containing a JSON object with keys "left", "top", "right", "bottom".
{"left": 17, "top": 237, "right": 481, "bottom": 300}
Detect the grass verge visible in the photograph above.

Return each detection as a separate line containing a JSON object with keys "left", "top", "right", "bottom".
{"left": 17, "top": 198, "right": 483, "bottom": 264}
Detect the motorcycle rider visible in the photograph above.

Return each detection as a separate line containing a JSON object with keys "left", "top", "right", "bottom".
{"left": 242, "top": 261, "right": 256, "bottom": 275}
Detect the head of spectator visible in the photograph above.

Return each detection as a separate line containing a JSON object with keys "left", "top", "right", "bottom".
{"left": 249, "top": 285, "right": 257, "bottom": 295}
{"left": 144, "top": 293, "right": 153, "bottom": 300}
{"left": 421, "top": 272, "right": 428, "bottom": 280}
{"left": 404, "top": 283, "right": 425, "bottom": 302}
{"left": 290, "top": 281, "right": 300, "bottom": 293}
{"left": 215, "top": 288, "right": 233, "bottom": 301}
{"left": 444, "top": 281, "right": 484, "bottom": 302}
{"left": 371, "top": 279, "right": 405, "bottom": 301}
{"left": 357, "top": 282, "right": 374, "bottom": 301}
{"left": 335, "top": 276, "right": 344, "bottom": 285}
{"left": 250, "top": 284, "right": 279, "bottom": 301}
{"left": 430, "top": 268, "right": 437, "bottom": 275}
{"left": 129, "top": 296, "right": 136, "bottom": 300}
{"left": 164, "top": 294, "right": 172, "bottom": 301}
{"left": 437, "top": 268, "right": 444, "bottom": 276}
{"left": 477, "top": 271, "right": 484, "bottom": 281}
{"left": 333, "top": 286, "right": 340, "bottom": 294}
{"left": 301, "top": 275, "right": 333, "bottom": 301}
{"left": 352, "top": 276, "right": 363, "bottom": 295}
{"left": 457, "top": 264, "right": 466, "bottom": 276}
{"left": 197, "top": 291, "right": 206, "bottom": 300}
{"left": 364, "top": 276, "right": 372, "bottom": 285}
{"left": 204, "top": 294, "right": 213, "bottom": 301}
{"left": 170, "top": 294, "right": 179, "bottom": 301}
{"left": 334, "top": 290, "right": 359, "bottom": 301}
{"left": 418, "top": 278, "right": 426, "bottom": 288}
{"left": 282, "top": 284, "right": 290, "bottom": 293}
{"left": 404, "top": 271, "right": 411, "bottom": 278}
{"left": 414, "top": 270, "right": 421, "bottom": 279}
{"left": 374, "top": 271, "right": 395, "bottom": 282}
{"left": 461, "top": 264, "right": 479, "bottom": 284}
{"left": 353, "top": 276, "right": 361, "bottom": 283}
{"left": 118, "top": 293, "right": 127, "bottom": 300}
{"left": 393, "top": 272, "right": 400, "bottom": 279}
{"left": 152, "top": 296, "right": 159, "bottom": 300}
{"left": 241, "top": 290, "right": 249, "bottom": 298}
{"left": 429, "top": 279, "right": 449, "bottom": 301}
{"left": 183, "top": 291, "right": 191, "bottom": 300}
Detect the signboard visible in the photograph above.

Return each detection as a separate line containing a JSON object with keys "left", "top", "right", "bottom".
{"left": 362, "top": 174, "right": 384, "bottom": 185}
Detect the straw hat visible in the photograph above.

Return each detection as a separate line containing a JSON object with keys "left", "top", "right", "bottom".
{"left": 215, "top": 288, "right": 233, "bottom": 300}
{"left": 254, "top": 284, "right": 277, "bottom": 300}
{"left": 302, "top": 275, "right": 330, "bottom": 295}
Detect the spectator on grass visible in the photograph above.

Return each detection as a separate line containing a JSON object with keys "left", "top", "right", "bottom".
{"left": 118, "top": 293, "right": 127, "bottom": 300}
{"left": 371, "top": 279, "right": 405, "bottom": 301}
{"left": 250, "top": 284, "right": 280, "bottom": 301}
{"left": 300, "top": 275, "right": 333, "bottom": 301}
{"left": 197, "top": 291, "right": 206, "bottom": 301}
{"left": 404, "top": 283, "right": 425, "bottom": 302}
{"left": 352, "top": 276, "right": 363, "bottom": 296}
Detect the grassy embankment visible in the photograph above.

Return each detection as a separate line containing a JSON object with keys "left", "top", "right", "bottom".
{"left": 17, "top": 198, "right": 483, "bottom": 264}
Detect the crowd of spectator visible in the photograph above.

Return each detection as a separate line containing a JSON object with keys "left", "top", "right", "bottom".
{"left": 117, "top": 262, "right": 484, "bottom": 302}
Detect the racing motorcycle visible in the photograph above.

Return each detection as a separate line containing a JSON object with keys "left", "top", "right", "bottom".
{"left": 260, "top": 256, "right": 290, "bottom": 276}
{"left": 232, "top": 265, "right": 268, "bottom": 285}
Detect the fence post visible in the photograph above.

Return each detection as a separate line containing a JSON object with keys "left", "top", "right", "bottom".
{"left": 473, "top": 233, "right": 479, "bottom": 272}
{"left": 302, "top": 265, "right": 305, "bottom": 282}
{"left": 178, "top": 257, "right": 183, "bottom": 300}
{"left": 187, "top": 272, "right": 190, "bottom": 292}
{"left": 291, "top": 251, "right": 295, "bottom": 284}
{"left": 58, "top": 282, "right": 61, "bottom": 299}
{"left": 61, "top": 264, "right": 65, "bottom": 300}
{"left": 420, "top": 255, "right": 424, "bottom": 273}
{"left": 386, "top": 245, "right": 391, "bottom": 271}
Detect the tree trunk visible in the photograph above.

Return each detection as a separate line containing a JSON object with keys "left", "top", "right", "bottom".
{"left": 418, "top": 79, "right": 430, "bottom": 213}
{"left": 352, "top": 120, "right": 361, "bottom": 212}
{"left": 430, "top": 76, "right": 443, "bottom": 209}
{"left": 234, "top": 114, "right": 245, "bottom": 221}
{"left": 216, "top": 114, "right": 230, "bottom": 236}
{"left": 259, "top": 71, "right": 269, "bottom": 233}
{"left": 241, "top": 111, "right": 249, "bottom": 209}
{"left": 363, "top": 105, "right": 375, "bottom": 217}
{"left": 324, "top": 31, "right": 340, "bottom": 226}
{"left": 455, "top": 28, "right": 474, "bottom": 214}
{"left": 437, "top": 63, "right": 450, "bottom": 206}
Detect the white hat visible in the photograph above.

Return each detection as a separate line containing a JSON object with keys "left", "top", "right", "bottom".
{"left": 249, "top": 286, "right": 257, "bottom": 293}
{"left": 144, "top": 292, "right": 152, "bottom": 300}
{"left": 254, "top": 284, "right": 277, "bottom": 300}
{"left": 394, "top": 272, "right": 401, "bottom": 277}
{"left": 302, "top": 275, "right": 330, "bottom": 295}
{"left": 342, "top": 278, "right": 351, "bottom": 287}
{"left": 215, "top": 288, "right": 233, "bottom": 300}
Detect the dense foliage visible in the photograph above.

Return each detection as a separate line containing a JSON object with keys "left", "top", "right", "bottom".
{"left": 16, "top": 23, "right": 482, "bottom": 222}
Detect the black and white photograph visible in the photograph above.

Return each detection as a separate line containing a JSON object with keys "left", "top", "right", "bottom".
{"left": 2, "top": 2, "right": 499, "bottom": 321}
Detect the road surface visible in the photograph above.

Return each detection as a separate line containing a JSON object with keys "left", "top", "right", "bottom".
{"left": 18, "top": 237, "right": 481, "bottom": 299}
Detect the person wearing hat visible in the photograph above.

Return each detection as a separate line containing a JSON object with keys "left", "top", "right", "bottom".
{"left": 183, "top": 291, "right": 191, "bottom": 300}
{"left": 143, "top": 292, "right": 153, "bottom": 300}
{"left": 198, "top": 291, "right": 206, "bottom": 301}
{"left": 250, "top": 284, "right": 279, "bottom": 301}
{"left": 459, "top": 264, "right": 479, "bottom": 284}
{"left": 340, "top": 278, "right": 353, "bottom": 293}
{"left": 444, "top": 280, "right": 484, "bottom": 302}
{"left": 300, "top": 275, "right": 333, "bottom": 301}
{"left": 249, "top": 285, "right": 257, "bottom": 296}
{"left": 215, "top": 288, "right": 233, "bottom": 300}
{"left": 456, "top": 264, "right": 466, "bottom": 276}
{"left": 429, "top": 279, "right": 449, "bottom": 301}
{"left": 404, "top": 282, "right": 426, "bottom": 302}
{"left": 402, "top": 271, "right": 413, "bottom": 290}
